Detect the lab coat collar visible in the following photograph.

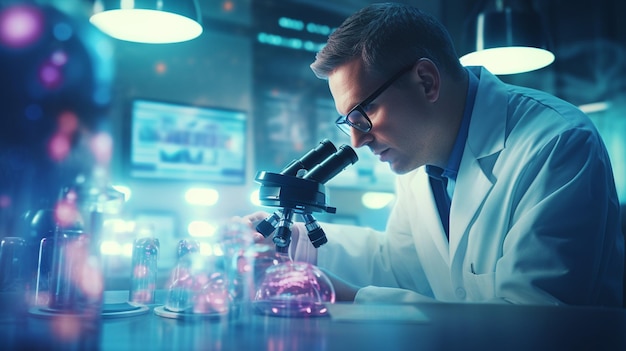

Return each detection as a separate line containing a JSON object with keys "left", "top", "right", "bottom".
{"left": 449, "top": 67, "right": 506, "bottom": 260}
{"left": 464, "top": 67, "right": 507, "bottom": 160}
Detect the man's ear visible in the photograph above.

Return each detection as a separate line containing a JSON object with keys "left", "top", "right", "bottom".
{"left": 416, "top": 58, "right": 440, "bottom": 102}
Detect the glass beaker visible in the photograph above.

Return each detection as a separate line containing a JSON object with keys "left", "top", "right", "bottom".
{"left": 164, "top": 239, "right": 231, "bottom": 316}
{"left": 0, "top": 236, "right": 26, "bottom": 292}
{"left": 129, "top": 237, "right": 159, "bottom": 304}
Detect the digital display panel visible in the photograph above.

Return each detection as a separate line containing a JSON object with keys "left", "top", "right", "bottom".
{"left": 129, "top": 99, "right": 247, "bottom": 184}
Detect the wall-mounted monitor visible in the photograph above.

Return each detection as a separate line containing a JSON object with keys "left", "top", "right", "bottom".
{"left": 129, "top": 99, "right": 247, "bottom": 184}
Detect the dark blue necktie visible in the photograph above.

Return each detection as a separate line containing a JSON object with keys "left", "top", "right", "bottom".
{"left": 428, "top": 169, "right": 451, "bottom": 239}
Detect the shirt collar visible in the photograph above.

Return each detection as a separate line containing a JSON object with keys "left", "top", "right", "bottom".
{"left": 431, "top": 67, "right": 478, "bottom": 181}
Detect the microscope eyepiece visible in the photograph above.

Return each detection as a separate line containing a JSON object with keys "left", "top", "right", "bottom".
{"left": 303, "top": 144, "right": 359, "bottom": 184}
{"left": 280, "top": 139, "right": 337, "bottom": 176}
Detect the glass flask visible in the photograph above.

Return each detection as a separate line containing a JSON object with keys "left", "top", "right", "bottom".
{"left": 164, "top": 239, "right": 231, "bottom": 316}
{"left": 253, "top": 261, "right": 335, "bottom": 317}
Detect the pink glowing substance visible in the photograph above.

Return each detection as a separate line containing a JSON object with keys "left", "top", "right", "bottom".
{"left": 253, "top": 261, "right": 335, "bottom": 317}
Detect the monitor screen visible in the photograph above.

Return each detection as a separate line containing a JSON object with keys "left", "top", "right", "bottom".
{"left": 129, "top": 99, "right": 247, "bottom": 184}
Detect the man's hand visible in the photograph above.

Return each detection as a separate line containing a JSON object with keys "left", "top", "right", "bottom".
{"left": 320, "top": 268, "right": 359, "bottom": 302}
{"left": 231, "top": 211, "right": 318, "bottom": 264}
{"left": 232, "top": 211, "right": 273, "bottom": 245}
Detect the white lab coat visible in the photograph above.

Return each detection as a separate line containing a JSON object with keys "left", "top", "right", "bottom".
{"left": 317, "top": 67, "right": 624, "bottom": 306}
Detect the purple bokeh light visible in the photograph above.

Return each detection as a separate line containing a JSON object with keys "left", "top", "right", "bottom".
{"left": 0, "top": 5, "right": 44, "bottom": 48}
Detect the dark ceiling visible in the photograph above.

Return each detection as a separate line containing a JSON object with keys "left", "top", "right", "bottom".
{"left": 198, "top": 0, "right": 626, "bottom": 107}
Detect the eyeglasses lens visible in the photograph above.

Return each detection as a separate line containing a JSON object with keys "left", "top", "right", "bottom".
{"left": 347, "top": 109, "right": 370, "bottom": 132}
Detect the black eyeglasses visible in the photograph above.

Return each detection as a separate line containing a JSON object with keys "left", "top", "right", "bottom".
{"left": 335, "top": 64, "right": 413, "bottom": 136}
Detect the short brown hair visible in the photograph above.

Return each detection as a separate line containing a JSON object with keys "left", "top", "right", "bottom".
{"left": 310, "top": 3, "right": 465, "bottom": 80}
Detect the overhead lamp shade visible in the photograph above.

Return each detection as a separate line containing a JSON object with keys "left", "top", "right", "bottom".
{"left": 90, "top": 0, "right": 203, "bottom": 44}
{"left": 459, "top": 7, "right": 554, "bottom": 75}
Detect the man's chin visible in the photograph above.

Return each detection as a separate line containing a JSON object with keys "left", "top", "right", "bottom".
{"left": 387, "top": 160, "right": 418, "bottom": 175}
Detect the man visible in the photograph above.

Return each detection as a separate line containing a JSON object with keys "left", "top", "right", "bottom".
{"left": 245, "top": 2, "right": 623, "bottom": 306}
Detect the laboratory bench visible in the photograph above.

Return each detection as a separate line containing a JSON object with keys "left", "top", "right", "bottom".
{"left": 1, "top": 290, "right": 625, "bottom": 350}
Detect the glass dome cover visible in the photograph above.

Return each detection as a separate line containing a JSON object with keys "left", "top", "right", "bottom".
{"left": 253, "top": 261, "right": 335, "bottom": 317}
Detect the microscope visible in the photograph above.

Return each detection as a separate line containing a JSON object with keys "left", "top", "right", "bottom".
{"left": 254, "top": 139, "right": 358, "bottom": 254}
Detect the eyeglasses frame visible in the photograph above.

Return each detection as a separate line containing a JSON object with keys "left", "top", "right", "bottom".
{"left": 335, "top": 64, "right": 414, "bottom": 135}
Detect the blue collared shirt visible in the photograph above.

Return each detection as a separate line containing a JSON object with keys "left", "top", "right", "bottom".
{"left": 425, "top": 68, "right": 478, "bottom": 235}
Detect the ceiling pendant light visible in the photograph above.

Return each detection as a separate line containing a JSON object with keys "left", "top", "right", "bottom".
{"left": 459, "top": 0, "right": 554, "bottom": 75}
{"left": 90, "top": 0, "right": 203, "bottom": 44}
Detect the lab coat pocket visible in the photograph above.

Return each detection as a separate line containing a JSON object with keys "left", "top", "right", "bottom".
{"left": 463, "top": 270, "right": 496, "bottom": 301}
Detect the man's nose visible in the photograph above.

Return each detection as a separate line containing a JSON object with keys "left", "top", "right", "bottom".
{"left": 351, "top": 129, "right": 372, "bottom": 148}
